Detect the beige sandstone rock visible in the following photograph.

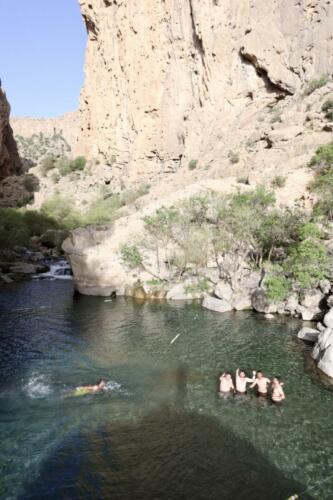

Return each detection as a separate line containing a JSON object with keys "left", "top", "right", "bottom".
{"left": 77, "top": 0, "right": 333, "bottom": 179}
{"left": 202, "top": 296, "right": 233, "bottom": 314}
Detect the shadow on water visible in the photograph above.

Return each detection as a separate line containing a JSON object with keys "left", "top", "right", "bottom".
{"left": 22, "top": 406, "right": 310, "bottom": 500}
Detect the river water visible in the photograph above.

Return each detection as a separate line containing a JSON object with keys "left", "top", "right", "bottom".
{"left": 0, "top": 280, "right": 332, "bottom": 499}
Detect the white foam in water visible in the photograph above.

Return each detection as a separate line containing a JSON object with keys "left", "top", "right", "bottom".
{"left": 24, "top": 374, "right": 52, "bottom": 399}
{"left": 105, "top": 380, "right": 131, "bottom": 396}
{"left": 105, "top": 380, "right": 122, "bottom": 391}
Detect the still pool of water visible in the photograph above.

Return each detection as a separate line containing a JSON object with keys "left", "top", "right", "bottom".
{"left": 0, "top": 280, "right": 332, "bottom": 499}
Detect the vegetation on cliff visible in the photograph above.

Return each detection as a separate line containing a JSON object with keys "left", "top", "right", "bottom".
{"left": 120, "top": 176, "right": 332, "bottom": 297}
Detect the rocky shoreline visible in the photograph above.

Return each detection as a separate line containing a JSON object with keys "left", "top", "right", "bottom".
{"left": 0, "top": 232, "right": 65, "bottom": 285}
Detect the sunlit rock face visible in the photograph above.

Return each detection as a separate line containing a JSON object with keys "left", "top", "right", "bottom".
{"left": 0, "top": 89, "right": 21, "bottom": 180}
{"left": 77, "top": 0, "right": 333, "bottom": 178}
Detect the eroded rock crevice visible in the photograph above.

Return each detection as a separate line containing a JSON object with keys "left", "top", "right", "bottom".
{"left": 239, "top": 48, "right": 293, "bottom": 97}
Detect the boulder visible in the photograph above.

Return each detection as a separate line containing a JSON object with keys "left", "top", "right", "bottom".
{"left": 300, "top": 290, "right": 323, "bottom": 311}
{"left": 214, "top": 281, "right": 233, "bottom": 302}
{"left": 312, "top": 328, "right": 333, "bottom": 378}
{"left": 323, "top": 308, "right": 333, "bottom": 329}
{"left": 166, "top": 283, "right": 202, "bottom": 301}
{"left": 231, "top": 291, "right": 252, "bottom": 311}
{"left": 251, "top": 288, "right": 277, "bottom": 314}
{"left": 202, "top": 296, "right": 233, "bottom": 314}
{"left": 284, "top": 294, "right": 299, "bottom": 314}
{"left": 317, "top": 322, "right": 325, "bottom": 332}
{"left": 297, "top": 327, "right": 320, "bottom": 343}
{"left": 296, "top": 305, "right": 317, "bottom": 321}
{"left": 319, "top": 279, "right": 331, "bottom": 295}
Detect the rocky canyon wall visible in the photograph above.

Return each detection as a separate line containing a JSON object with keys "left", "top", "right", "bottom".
{"left": 0, "top": 89, "right": 21, "bottom": 180}
{"left": 77, "top": 0, "right": 333, "bottom": 181}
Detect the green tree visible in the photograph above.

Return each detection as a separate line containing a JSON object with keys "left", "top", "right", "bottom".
{"left": 287, "top": 238, "right": 328, "bottom": 290}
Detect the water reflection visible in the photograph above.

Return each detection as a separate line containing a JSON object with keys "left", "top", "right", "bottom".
{"left": 23, "top": 407, "right": 310, "bottom": 500}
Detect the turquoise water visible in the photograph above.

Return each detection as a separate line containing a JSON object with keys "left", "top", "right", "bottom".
{"left": 0, "top": 280, "right": 332, "bottom": 499}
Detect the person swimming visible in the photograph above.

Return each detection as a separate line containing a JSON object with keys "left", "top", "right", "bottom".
{"left": 235, "top": 368, "right": 256, "bottom": 395}
{"left": 73, "top": 379, "right": 107, "bottom": 397}
{"left": 250, "top": 370, "right": 271, "bottom": 397}
{"left": 271, "top": 376, "right": 285, "bottom": 404}
{"left": 219, "top": 372, "right": 235, "bottom": 394}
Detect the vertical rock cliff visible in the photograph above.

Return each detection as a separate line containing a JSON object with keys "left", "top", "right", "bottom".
{"left": 0, "top": 89, "right": 22, "bottom": 180}
{"left": 77, "top": 0, "right": 333, "bottom": 180}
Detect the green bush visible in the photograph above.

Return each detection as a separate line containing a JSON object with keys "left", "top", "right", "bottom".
{"left": 321, "top": 99, "right": 333, "bottom": 121}
{"left": 308, "top": 142, "right": 333, "bottom": 219}
{"left": 188, "top": 159, "right": 198, "bottom": 170}
{"left": 56, "top": 156, "right": 87, "bottom": 176}
{"left": 309, "top": 142, "right": 333, "bottom": 170}
{"left": 271, "top": 175, "right": 286, "bottom": 188}
{"left": 40, "top": 195, "right": 82, "bottom": 229}
{"left": 296, "top": 222, "right": 323, "bottom": 241}
{"left": 287, "top": 238, "right": 328, "bottom": 290}
{"left": 265, "top": 275, "right": 290, "bottom": 302}
{"left": 72, "top": 156, "right": 86, "bottom": 171}
{"left": 23, "top": 175, "right": 39, "bottom": 193}
{"left": 41, "top": 155, "right": 57, "bottom": 174}
{"left": 84, "top": 194, "right": 123, "bottom": 225}
{"left": 0, "top": 208, "right": 58, "bottom": 249}
{"left": 120, "top": 244, "right": 142, "bottom": 269}
{"left": 303, "top": 75, "right": 329, "bottom": 97}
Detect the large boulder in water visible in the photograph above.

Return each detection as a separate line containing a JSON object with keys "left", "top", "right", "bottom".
{"left": 251, "top": 288, "right": 277, "bottom": 314}
{"left": 312, "top": 328, "right": 333, "bottom": 378}
{"left": 202, "top": 296, "right": 233, "bottom": 313}
{"left": 297, "top": 327, "right": 320, "bottom": 343}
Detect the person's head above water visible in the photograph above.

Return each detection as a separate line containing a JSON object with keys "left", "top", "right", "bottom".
{"left": 239, "top": 370, "right": 246, "bottom": 378}
{"left": 272, "top": 376, "right": 280, "bottom": 384}
{"left": 225, "top": 372, "right": 232, "bottom": 379}
{"left": 97, "top": 379, "right": 107, "bottom": 388}
{"left": 256, "top": 370, "right": 263, "bottom": 378}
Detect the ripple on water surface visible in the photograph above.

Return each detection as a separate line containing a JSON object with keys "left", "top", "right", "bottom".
{"left": 0, "top": 280, "right": 332, "bottom": 499}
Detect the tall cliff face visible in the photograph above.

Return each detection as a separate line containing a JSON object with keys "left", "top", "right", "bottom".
{"left": 0, "top": 89, "right": 21, "bottom": 180}
{"left": 78, "top": 0, "right": 333, "bottom": 180}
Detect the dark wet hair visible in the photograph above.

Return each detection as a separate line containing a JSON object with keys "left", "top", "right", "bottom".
{"left": 225, "top": 371, "right": 232, "bottom": 376}
{"left": 256, "top": 370, "right": 263, "bottom": 375}
{"left": 273, "top": 375, "right": 280, "bottom": 381}
{"left": 97, "top": 379, "right": 107, "bottom": 385}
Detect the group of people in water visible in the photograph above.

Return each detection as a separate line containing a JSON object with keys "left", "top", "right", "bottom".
{"left": 219, "top": 368, "right": 286, "bottom": 403}
{"left": 72, "top": 370, "right": 286, "bottom": 404}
